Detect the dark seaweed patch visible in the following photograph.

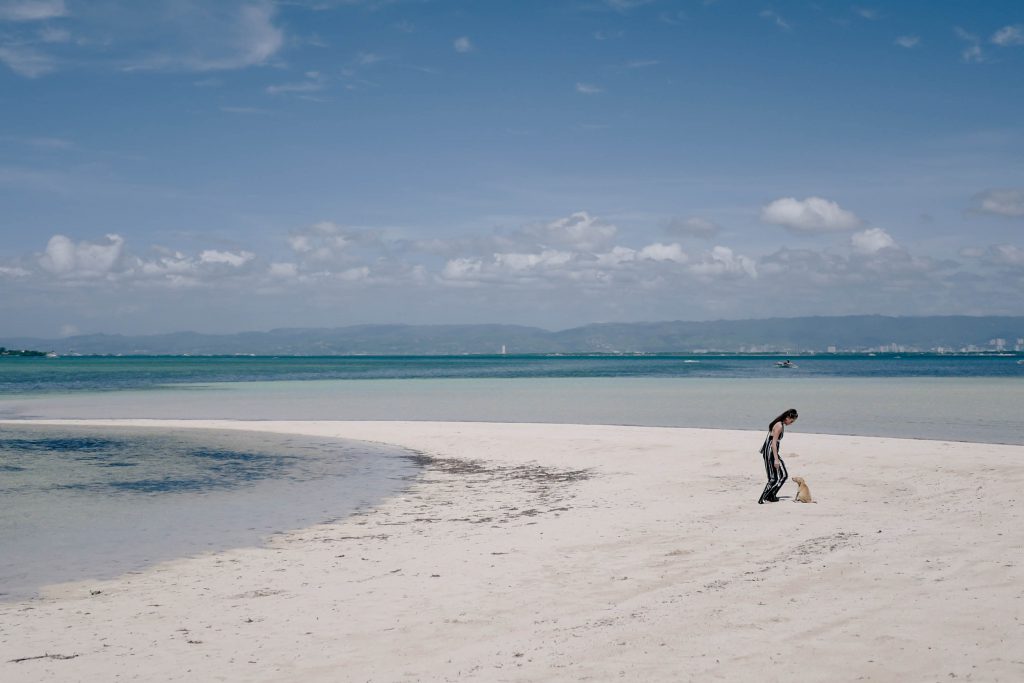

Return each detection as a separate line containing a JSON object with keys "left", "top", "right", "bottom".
{"left": 107, "top": 478, "right": 216, "bottom": 494}
{"left": 189, "top": 448, "right": 269, "bottom": 462}
{"left": 2, "top": 437, "right": 120, "bottom": 453}
{"left": 56, "top": 477, "right": 215, "bottom": 494}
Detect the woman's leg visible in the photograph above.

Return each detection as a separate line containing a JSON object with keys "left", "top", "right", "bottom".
{"left": 767, "top": 457, "right": 788, "bottom": 500}
{"left": 758, "top": 451, "right": 778, "bottom": 503}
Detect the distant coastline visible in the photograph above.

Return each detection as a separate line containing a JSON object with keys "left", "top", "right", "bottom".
{"left": 4, "top": 351, "right": 1022, "bottom": 359}
{"left": 4, "top": 315, "right": 1024, "bottom": 356}
{"left": 0, "top": 347, "right": 48, "bottom": 357}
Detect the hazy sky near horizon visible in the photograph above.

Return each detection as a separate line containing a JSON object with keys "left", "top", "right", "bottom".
{"left": 1, "top": 0, "right": 1023, "bottom": 337}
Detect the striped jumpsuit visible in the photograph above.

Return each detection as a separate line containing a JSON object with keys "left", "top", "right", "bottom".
{"left": 758, "top": 424, "right": 788, "bottom": 504}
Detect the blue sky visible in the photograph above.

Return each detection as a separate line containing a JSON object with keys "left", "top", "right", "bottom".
{"left": 1, "top": 0, "right": 1023, "bottom": 337}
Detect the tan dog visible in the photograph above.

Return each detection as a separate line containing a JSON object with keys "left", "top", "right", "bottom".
{"left": 792, "top": 476, "right": 815, "bottom": 503}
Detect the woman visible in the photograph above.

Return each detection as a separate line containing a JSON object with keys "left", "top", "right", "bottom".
{"left": 758, "top": 408, "right": 798, "bottom": 504}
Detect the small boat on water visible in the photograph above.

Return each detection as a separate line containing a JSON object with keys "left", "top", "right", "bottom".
{"left": 775, "top": 360, "right": 798, "bottom": 368}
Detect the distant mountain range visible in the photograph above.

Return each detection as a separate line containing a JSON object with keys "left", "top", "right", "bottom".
{"left": 4, "top": 316, "right": 1024, "bottom": 355}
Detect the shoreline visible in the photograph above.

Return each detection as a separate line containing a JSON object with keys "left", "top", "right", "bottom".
{"left": 4, "top": 375, "right": 1024, "bottom": 447}
{"left": 2, "top": 420, "right": 1022, "bottom": 681}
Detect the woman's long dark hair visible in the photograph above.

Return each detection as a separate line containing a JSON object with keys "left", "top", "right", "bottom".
{"left": 769, "top": 408, "right": 799, "bottom": 431}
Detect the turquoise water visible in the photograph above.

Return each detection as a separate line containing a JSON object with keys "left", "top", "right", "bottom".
{"left": 1, "top": 353, "right": 1022, "bottom": 395}
{"left": 1, "top": 363, "right": 1021, "bottom": 444}
{"left": 2, "top": 354, "right": 1022, "bottom": 443}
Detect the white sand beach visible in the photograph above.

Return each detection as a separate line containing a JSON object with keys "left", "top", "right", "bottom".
{"left": 1, "top": 419, "right": 1022, "bottom": 682}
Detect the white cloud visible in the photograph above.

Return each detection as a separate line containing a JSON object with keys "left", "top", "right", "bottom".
{"left": 135, "top": 250, "right": 195, "bottom": 277}
{"left": 437, "top": 224, "right": 689, "bottom": 287}
{"left": 206, "top": 2, "right": 283, "bottom": 70}
{"left": 575, "top": 82, "right": 604, "bottom": 94}
{"left": 3, "top": 1, "right": 285, "bottom": 79}
{"left": 0, "top": 44, "right": 56, "bottom": 77}
{"left": 975, "top": 188, "right": 1024, "bottom": 217}
{"left": 0, "top": 264, "right": 31, "bottom": 277}
{"left": 441, "top": 249, "right": 578, "bottom": 285}
{"left": 0, "top": 0, "right": 66, "bottom": 21}
{"left": 689, "top": 246, "right": 757, "bottom": 278}
{"left": 605, "top": 0, "right": 655, "bottom": 10}
{"left": 128, "top": 246, "right": 257, "bottom": 286}
{"left": 39, "top": 233, "right": 125, "bottom": 277}
{"left": 495, "top": 250, "right": 569, "bottom": 272}
{"left": 494, "top": 250, "right": 573, "bottom": 272}
{"left": 985, "top": 244, "right": 1024, "bottom": 267}
{"left": 894, "top": 35, "right": 920, "bottom": 49}
{"left": 760, "top": 196, "right": 863, "bottom": 233}
{"left": 269, "top": 262, "right": 298, "bottom": 278}
{"left": 9, "top": 211, "right": 1022, "bottom": 324}
{"left": 523, "top": 211, "right": 617, "bottom": 251}
{"left": 199, "top": 249, "right": 255, "bottom": 267}
{"left": 638, "top": 242, "right": 688, "bottom": 263}
{"left": 850, "top": 227, "right": 896, "bottom": 254}
{"left": 426, "top": 213, "right": 751, "bottom": 290}
{"left": 961, "top": 44, "right": 984, "bottom": 63}
{"left": 852, "top": 6, "right": 877, "bottom": 20}
{"left": 266, "top": 71, "right": 325, "bottom": 95}
{"left": 439, "top": 245, "right": 685, "bottom": 288}
{"left": 594, "top": 246, "right": 638, "bottom": 267}
{"left": 286, "top": 220, "right": 370, "bottom": 261}
{"left": 759, "top": 10, "right": 790, "bottom": 31}
{"left": 337, "top": 266, "right": 370, "bottom": 281}
{"left": 19, "top": 232, "right": 272, "bottom": 288}
{"left": 121, "top": 1, "right": 284, "bottom": 73}
{"left": 441, "top": 257, "right": 482, "bottom": 281}
{"left": 954, "top": 26, "right": 985, "bottom": 63}
{"left": 664, "top": 216, "right": 722, "bottom": 239}
{"left": 453, "top": 36, "right": 474, "bottom": 53}
{"left": 991, "top": 25, "right": 1024, "bottom": 47}
{"left": 287, "top": 234, "right": 314, "bottom": 253}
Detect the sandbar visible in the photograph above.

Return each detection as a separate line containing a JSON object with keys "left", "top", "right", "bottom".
{"left": 1, "top": 419, "right": 1022, "bottom": 681}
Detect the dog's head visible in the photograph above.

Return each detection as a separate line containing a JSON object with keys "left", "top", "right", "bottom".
{"left": 792, "top": 476, "right": 806, "bottom": 485}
